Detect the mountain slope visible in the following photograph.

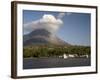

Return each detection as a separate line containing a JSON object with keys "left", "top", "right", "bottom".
{"left": 23, "top": 29, "right": 70, "bottom": 46}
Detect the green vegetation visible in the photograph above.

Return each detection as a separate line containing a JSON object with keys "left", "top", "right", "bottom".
{"left": 23, "top": 45, "right": 91, "bottom": 58}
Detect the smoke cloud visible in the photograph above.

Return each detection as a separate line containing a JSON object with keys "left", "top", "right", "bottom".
{"left": 24, "top": 13, "right": 65, "bottom": 35}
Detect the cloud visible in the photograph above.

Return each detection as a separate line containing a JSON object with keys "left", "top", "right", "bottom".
{"left": 66, "top": 12, "right": 72, "bottom": 16}
{"left": 24, "top": 14, "right": 63, "bottom": 35}
{"left": 57, "top": 13, "right": 65, "bottom": 19}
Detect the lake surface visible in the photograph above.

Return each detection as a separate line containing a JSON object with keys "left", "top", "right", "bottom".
{"left": 23, "top": 57, "right": 91, "bottom": 69}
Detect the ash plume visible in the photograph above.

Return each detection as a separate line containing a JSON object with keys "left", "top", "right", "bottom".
{"left": 24, "top": 13, "right": 65, "bottom": 36}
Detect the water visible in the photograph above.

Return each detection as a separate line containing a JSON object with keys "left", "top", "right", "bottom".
{"left": 23, "top": 57, "right": 91, "bottom": 69}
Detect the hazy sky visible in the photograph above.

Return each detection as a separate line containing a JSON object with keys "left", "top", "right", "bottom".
{"left": 23, "top": 10, "right": 91, "bottom": 46}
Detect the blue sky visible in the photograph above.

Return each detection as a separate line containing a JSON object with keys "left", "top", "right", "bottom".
{"left": 23, "top": 10, "right": 91, "bottom": 46}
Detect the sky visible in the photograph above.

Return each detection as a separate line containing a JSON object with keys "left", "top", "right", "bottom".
{"left": 23, "top": 10, "right": 91, "bottom": 46}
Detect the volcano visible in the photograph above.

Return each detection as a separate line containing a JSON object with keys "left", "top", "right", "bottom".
{"left": 23, "top": 29, "right": 70, "bottom": 46}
